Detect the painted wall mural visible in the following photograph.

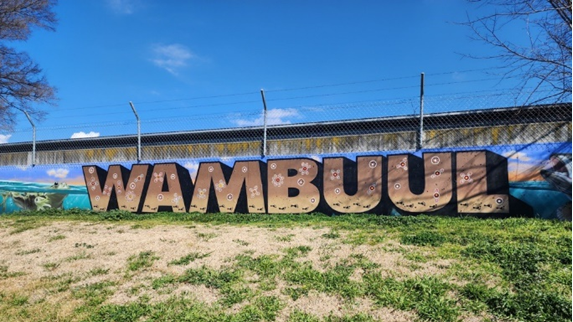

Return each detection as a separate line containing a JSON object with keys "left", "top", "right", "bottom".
{"left": 0, "top": 142, "right": 570, "bottom": 220}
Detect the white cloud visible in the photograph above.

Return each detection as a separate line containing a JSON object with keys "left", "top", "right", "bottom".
{"left": 309, "top": 155, "right": 322, "bottom": 162}
{"left": 232, "top": 108, "right": 301, "bottom": 127}
{"left": 47, "top": 168, "right": 69, "bottom": 179}
{"left": 71, "top": 131, "right": 100, "bottom": 139}
{"left": 151, "top": 44, "right": 194, "bottom": 75}
{"left": 184, "top": 162, "right": 199, "bottom": 181}
{"left": 107, "top": 0, "right": 136, "bottom": 14}
{"left": 0, "top": 134, "right": 11, "bottom": 144}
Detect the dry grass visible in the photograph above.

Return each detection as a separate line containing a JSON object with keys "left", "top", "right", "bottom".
{"left": 0, "top": 214, "right": 570, "bottom": 322}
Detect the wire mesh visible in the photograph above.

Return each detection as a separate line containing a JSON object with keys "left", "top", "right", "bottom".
{"left": 0, "top": 89, "right": 570, "bottom": 166}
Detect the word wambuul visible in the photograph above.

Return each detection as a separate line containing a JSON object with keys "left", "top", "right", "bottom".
{"left": 83, "top": 151, "right": 509, "bottom": 214}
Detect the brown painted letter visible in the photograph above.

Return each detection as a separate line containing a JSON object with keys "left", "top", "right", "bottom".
{"left": 83, "top": 164, "right": 150, "bottom": 212}
{"left": 387, "top": 153, "right": 453, "bottom": 212}
{"left": 267, "top": 158, "right": 320, "bottom": 213}
{"left": 323, "top": 156, "right": 383, "bottom": 213}
{"left": 142, "top": 163, "right": 191, "bottom": 213}
{"left": 189, "top": 161, "right": 266, "bottom": 213}
{"left": 456, "top": 151, "right": 509, "bottom": 213}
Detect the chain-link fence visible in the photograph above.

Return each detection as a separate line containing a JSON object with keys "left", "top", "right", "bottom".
{"left": 0, "top": 89, "right": 570, "bottom": 166}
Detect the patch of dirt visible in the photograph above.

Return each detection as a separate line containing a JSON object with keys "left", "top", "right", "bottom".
{"left": 0, "top": 220, "right": 463, "bottom": 321}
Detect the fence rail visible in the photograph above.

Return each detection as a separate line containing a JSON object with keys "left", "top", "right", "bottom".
{"left": 0, "top": 96, "right": 570, "bottom": 166}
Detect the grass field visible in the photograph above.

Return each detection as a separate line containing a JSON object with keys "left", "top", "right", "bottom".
{"left": 0, "top": 210, "right": 570, "bottom": 322}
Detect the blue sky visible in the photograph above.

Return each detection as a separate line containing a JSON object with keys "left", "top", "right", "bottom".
{"left": 3, "top": 0, "right": 562, "bottom": 143}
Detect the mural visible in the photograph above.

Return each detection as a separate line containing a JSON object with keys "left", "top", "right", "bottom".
{"left": 0, "top": 142, "right": 570, "bottom": 220}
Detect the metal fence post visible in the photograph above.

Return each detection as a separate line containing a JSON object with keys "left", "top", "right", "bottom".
{"left": 129, "top": 101, "right": 141, "bottom": 163}
{"left": 20, "top": 110, "right": 36, "bottom": 166}
{"left": 260, "top": 89, "right": 268, "bottom": 158}
{"left": 417, "top": 72, "right": 425, "bottom": 150}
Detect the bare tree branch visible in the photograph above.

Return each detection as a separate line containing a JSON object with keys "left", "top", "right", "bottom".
{"left": 462, "top": 0, "right": 572, "bottom": 103}
{"left": 0, "top": 0, "right": 57, "bottom": 132}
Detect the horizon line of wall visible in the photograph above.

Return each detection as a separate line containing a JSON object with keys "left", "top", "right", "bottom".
{"left": 0, "top": 104, "right": 570, "bottom": 166}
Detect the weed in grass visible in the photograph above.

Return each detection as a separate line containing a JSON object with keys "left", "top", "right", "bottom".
{"left": 322, "top": 230, "right": 340, "bottom": 239}
{"left": 9, "top": 220, "right": 44, "bottom": 235}
{"left": 196, "top": 232, "right": 218, "bottom": 241}
{"left": 42, "top": 262, "right": 60, "bottom": 271}
{"left": 275, "top": 234, "right": 295, "bottom": 242}
{"left": 88, "top": 267, "right": 110, "bottom": 276}
{"left": 256, "top": 295, "right": 284, "bottom": 320}
{"left": 344, "top": 231, "right": 385, "bottom": 246}
{"left": 48, "top": 273, "right": 82, "bottom": 292}
{"left": 74, "top": 242, "right": 95, "bottom": 249}
{"left": 284, "top": 262, "right": 361, "bottom": 299}
{"left": 87, "top": 301, "right": 154, "bottom": 322}
{"left": 127, "top": 251, "right": 159, "bottom": 272}
{"left": 88, "top": 297, "right": 261, "bottom": 322}
{"left": 233, "top": 239, "right": 250, "bottom": 246}
{"left": 373, "top": 215, "right": 439, "bottom": 229}
{"left": 151, "top": 274, "right": 177, "bottom": 290}
{"left": 363, "top": 274, "right": 458, "bottom": 322}
{"left": 405, "top": 262, "right": 423, "bottom": 271}
{"left": 130, "top": 223, "right": 152, "bottom": 229}
{"left": 10, "top": 294, "right": 28, "bottom": 306}
{"left": 463, "top": 240, "right": 552, "bottom": 290}
{"left": 168, "top": 252, "right": 210, "bottom": 266}
{"left": 287, "top": 310, "right": 320, "bottom": 322}
{"left": 346, "top": 254, "right": 380, "bottom": 271}
{"left": 47, "top": 234, "right": 66, "bottom": 242}
{"left": 234, "top": 295, "right": 283, "bottom": 322}
{"left": 258, "top": 278, "right": 277, "bottom": 291}
{"left": 15, "top": 248, "right": 41, "bottom": 255}
{"left": 0, "top": 266, "right": 25, "bottom": 279}
{"left": 460, "top": 282, "right": 572, "bottom": 322}
{"left": 404, "top": 251, "right": 429, "bottom": 263}
{"left": 99, "top": 210, "right": 136, "bottom": 221}
{"left": 65, "top": 251, "right": 91, "bottom": 262}
{"left": 178, "top": 266, "right": 242, "bottom": 289}
{"left": 235, "top": 254, "right": 281, "bottom": 278}
{"left": 128, "top": 283, "right": 146, "bottom": 296}
{"left": 177, "top": 265, "right": 254, "bottom": 308}
{"left": 323, "top": 313, "right": 376, "bottom": 322}
{"left": 72, "top": 281, "right": 116, "bottom": 307}
{"left": 401, "top": 230, "right": 446, "bottom": 247}
{"left": 219, "top": 285, "right": 254, "bottom": 306}
{"left": 283, "top": 287, "right": 309, "bottom": 301}
{"left": 284, "top": 245, "right": 312, "bottom": 258}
